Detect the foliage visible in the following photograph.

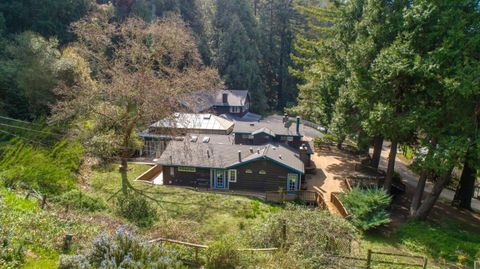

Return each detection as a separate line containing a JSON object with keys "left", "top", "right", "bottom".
{"left": 205, "top": 236, "right": 243, "bottom": 269}
{"left": 59, "top": 227, "right": 185, "bottom": 269}
{"left": 212, "top": 0, "right": 266, "bottom": 112}
{"left": 117, "top": 194, "right": 157, "bottom": 228}
{"left": 248, "top": 204, "right": 357, "bottom": 268}
{"left": 313, "top": 134, "right": 337, "bottom": 148}
{"left": 0, "top": 188, "right": 99, "bottom": 268}
{"left": 340, "top": 187, "right": 391, "bottom": 231}
{"left": 397, "top": 220, "right": 480, "bottom": 266}
{"left": 0, "top": 139, "right": 83, "bottom": 194}
{"left": 53, "top": 189, "right": 107, "bottom": 212}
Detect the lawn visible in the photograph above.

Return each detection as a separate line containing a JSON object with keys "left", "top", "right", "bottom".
{"left": 2, "top": 163, "right": 479, "bottom": 268}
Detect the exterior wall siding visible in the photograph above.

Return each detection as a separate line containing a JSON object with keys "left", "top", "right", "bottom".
{"left": 162, "top": 166, "right": 211, "bottom": 187}
{"left": 230, "top": 159, "right": 299, "bottom": 192}
{"left": 234, "top": 134, "right": 302, "bottom": 148}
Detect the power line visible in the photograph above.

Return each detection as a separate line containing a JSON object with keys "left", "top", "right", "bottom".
{"left": 0, "top": 115, "right": 44, "bottom": 127}
{"left": 0, "top": 123, "right": 63, "bottom": 138}
{"left": 0, "top": 129, "right": 48, "bottom": 146}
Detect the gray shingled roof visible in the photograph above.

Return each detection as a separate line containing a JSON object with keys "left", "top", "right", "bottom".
{"left": 233, "top": 120, "right": 302, "bottom": 136}
{"left": 150, "top": 113, "right": 234, "bottom": 131}
{"left": 157, "top": 140, "right": 304, "bottom": 174}
{"left": 213, "top": 90, "right": 249, "bottom": 106}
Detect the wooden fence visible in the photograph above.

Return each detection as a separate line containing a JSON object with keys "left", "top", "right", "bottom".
{"left": 324, "top": 249, "right": 428, "bottom": 269}
{"left": 265, "top": 190, "right": 318, "bottom": 205}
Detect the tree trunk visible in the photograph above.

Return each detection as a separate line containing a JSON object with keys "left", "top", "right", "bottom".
{"left": 357, "top": 130, "right": 370, "bottom": 155}
{"left": 409, "top": 170, "right": 427, "bottom": 216}
{"left": 412, "top": 168, "right": 453, "bottom": 220}
{"left": 371, "top": 135, "right": 383, "bottom": 169}
{"left": 383, "top": 140, "right": 397, "bottom": 191}
{"left": 452, "top": 159, "right": 476, "bottom": 210}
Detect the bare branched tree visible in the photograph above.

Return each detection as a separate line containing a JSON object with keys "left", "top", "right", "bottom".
{"left": 51, "top": 13, "right": 221, "bottom": 196}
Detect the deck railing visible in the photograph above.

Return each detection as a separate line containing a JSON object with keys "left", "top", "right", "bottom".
{"left": 331, "top": 192, "right": 349, "bottom": 218}
{"left": 265, "top": 190, "right": 318, "bottom": 205}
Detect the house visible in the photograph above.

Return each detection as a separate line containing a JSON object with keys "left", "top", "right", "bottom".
{"left": 184, "top": 89, "right": 252, "bottom": 117}
{"left": 139, "top": 113, "right": 234, "bottom": 156}
{"left": 233, "top": 115, "right": 303, "bottom": 148}
{"left": 157, "top": 140, "right": 307, "bottom": 192}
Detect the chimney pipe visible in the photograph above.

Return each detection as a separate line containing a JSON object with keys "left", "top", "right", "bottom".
{"left": 283, "top": 113, "right": 288, "bottom": 123}
{"left": 296, "top": 116, "right": 300, "bottom": 134}
{"left": 238, "top": 150, "right": 242, "bottom": 162}
{"left": 249, "top": 147, "right": 253, "bottom": 153}
{"left": 222, "top": 93, "right": 228, "bottom": 104}
{"left": 207, "top": 149, "right": 210, "bottom": 158}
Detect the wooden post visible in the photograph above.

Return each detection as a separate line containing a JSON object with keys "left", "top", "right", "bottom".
{"left": 41, "top": 195, "right": 47, "bottom": 209}
{"left": 63, "top": 234, "right": 73, "bottom": 252}
{"left": 422, "top": 257, "right": 428, "bottom": 269}
{"left": 194, "top": 248, "right": 198, "bottom": 262}
{"left": 280, "top": 219, "right": 287, "bottom": 249}
{"left": 366, "top": 249, "right": 372, "bottom": 269}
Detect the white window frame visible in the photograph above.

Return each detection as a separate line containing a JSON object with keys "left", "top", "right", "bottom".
{"left": 259, "top": 170, "right": 266, "bottom": 175}
{"left": 245, "top": 169, "right": 253, "bottom": 174}
{"left": 228, "top": 169, "right": 237, "bottom": 182}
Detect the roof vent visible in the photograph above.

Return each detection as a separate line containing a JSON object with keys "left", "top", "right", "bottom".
{"left": 202, "top": 136, "right": 210, "bottom": 143}
{"left": 249, "top": 147, "right": 253, "bottom": 153}
{"left": 279, "top": 154, "right": 282, "bottom": 159}
{"left": 250, "top": 123, "right": 255, "bottom": 126}
{"left": 190, "top": 135, "right": 198, "bottom": 142}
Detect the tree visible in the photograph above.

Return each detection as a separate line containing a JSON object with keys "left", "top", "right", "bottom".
{"left": 52, "top": 14, "right": 220, "bottom": 196}
{"left": 0, "top": 0, "right": 94, "bottom": 43}
{"left": 257, "top": 0, "right": 299, "bottom": 110}
{"left": 212, "top": 0, "right": 266, "bottom": 112}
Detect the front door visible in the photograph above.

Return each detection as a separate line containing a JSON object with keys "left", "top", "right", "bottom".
{"left": 287, "top": 173, "right": 298, "bottom": 192}
{"left": 214, "top": 169, "right": 227, "bottom": 189}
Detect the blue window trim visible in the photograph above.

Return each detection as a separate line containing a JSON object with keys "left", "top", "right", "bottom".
{"left": 287, "top": 173, "right": 299, "bottom": 191}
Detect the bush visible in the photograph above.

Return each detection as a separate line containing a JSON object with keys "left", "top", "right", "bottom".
{"left": 117, "top": 194, "right": 157, "bottom": 227}
{"left": 248, "top": 205, "right": 357, "bottom": 268}
{"left": 340, "top": 187, "right": 391, "bottom": 231}
{"left": 313, "top": 134, "right": 338, "bottom": 149}
{"left": 205, "top": 236, "right": 243, "bottom": 269}
{"left": 53, "top": 189, "right": 107, "bottom": 212}
{"left": 0, "top": 139, "right": 83, "bottom": 194}
{"left": 0, "top": 230, "right": 25, "bottom": 269}
{"left": 59, "top": 227, "right": 184, "bottom": 269}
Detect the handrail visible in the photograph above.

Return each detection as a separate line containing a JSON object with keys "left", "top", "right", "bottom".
{"left": 148, "top": 237, "right": 278, "bottom": 252}
{"left": 331, "top": 192, "right": 349, "bottom": 218}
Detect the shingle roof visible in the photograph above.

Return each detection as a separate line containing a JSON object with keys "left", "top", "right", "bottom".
{"left": 150, "top": 113, "right": 234, "bottom": 131}
{"left": 233, "top": 120, "right": 302, "bottom": 136}
{"left": 157, "top": 140, "right": 304, "bottom": 174}
{"left": 213, "top": 90, "right": 249, "bottom": 106}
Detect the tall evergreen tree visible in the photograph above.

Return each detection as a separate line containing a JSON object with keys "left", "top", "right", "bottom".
{"left": 213, "top": 0, "right": 267, "bottom": 112}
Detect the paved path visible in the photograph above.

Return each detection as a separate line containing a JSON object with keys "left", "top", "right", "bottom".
{"left": 374, "top": 142, "right": 480, "bottom": 212}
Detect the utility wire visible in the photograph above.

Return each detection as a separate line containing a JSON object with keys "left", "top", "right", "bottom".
{"left": 0, "top": 123, "right": 64, "bottom": 138}
{"left": 0, "top": 115, "right": 44, "bottom": 127}
{"left": 0, "top": 129, "right": 48, "bottom": 146}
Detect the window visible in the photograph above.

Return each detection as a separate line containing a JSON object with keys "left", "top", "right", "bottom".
{"left": 248, "top": 135, "right": 254, "bottom": 139}
{"left": 287, "top": 174, "right": 298, "bottom": 191}
{"left": 280, "top": 136, "right": 287, "bottom": 141}
{"left": 259, "top": 170, "right": 266, "bottom": 175}
{"left": 178, "top": 167, "right": 196, "bottom": 172}
{"left": 170, "top": 167, "right": 175, "bottom": 176}
{"left": 287, "top": 136, "right": 293, "bottom": 142}
{"left": 245, "top": 169, "right": 253, "bottom": 174}
{"left": 228, "top": 169, "right": 237, "bottom": 182}
{"left": 242, "top": 134, "right": 250, "bottom": 139}
{"left": 230, "top": 106, "right": 241, "bottom": 113}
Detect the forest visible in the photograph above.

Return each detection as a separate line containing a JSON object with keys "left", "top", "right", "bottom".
{"left": 0, "top": 0, "right": 479, "bottom": 268}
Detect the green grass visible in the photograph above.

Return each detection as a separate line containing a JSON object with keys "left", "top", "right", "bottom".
{"left": 89, "top": 163, "right": 281, "bottom": 241}
{"left": 397, "top": 220, "right": 480, "bottom": 267}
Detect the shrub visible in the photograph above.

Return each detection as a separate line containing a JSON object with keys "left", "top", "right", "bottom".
{"left": 0, "top": 139, "right": 83, "bottom": 194}
{"left": 0, "top": 230, "right": 25, "bottom": 269}
{"left": 205, "top": 236, "right": 243, "bottom": 269}
{"left": 248, "top": 204, "right": 357, "bottom": 268}
{"left": 313, "top": 134, "right": 338, "bottom": 148}
{"left": 117, "top": 194, "right": 157, "bottom": 227}
{"left": 340, "top": 187, "right": 391, "bottom": 231}
{"left": 53, "top": 189, "right": 107, "bottom": 212}
{"left": 59, "top": 227, "right": 184, "bottom": 269}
